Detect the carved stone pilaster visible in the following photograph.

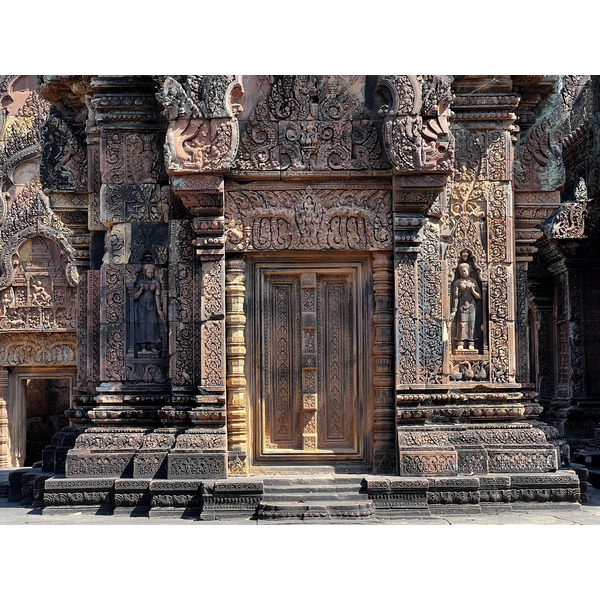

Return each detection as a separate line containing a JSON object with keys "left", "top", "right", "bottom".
{"left": 157, "top": 77, "right": 233, "bottom": 478}
{"left": 225, "top": 258, "right": 248, "bottom": 476}
{"left": 513, "top": 190, "right": 563, "bottom": 383}
{"left": 528, "top": 277, "right": 555, "bottom": 406}
{"left": 0, "top": 368, "right": 8, "bottom": 467}
{"left": 372, "top": 252, "right": 395, "bottom": 473}
{"left": 393, "top": 212, "right": 424, "bottom": 389}
{"left": 392, "top": 78, "right": 557, "bottom": 478}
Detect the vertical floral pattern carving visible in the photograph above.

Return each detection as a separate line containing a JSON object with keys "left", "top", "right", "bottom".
{"left": 395, "top": 258, "right": 418, "bottom": 384}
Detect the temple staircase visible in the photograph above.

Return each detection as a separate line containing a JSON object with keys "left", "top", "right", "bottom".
{"left": 256, "top": 474, "right": 373, "bottom": 520}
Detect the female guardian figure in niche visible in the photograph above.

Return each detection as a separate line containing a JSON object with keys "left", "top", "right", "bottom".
{"left": 450, "top": 261, "right": 481, "bottom": 351}
{"left": 133, "top": 263, "right": 164, "bottom": 356}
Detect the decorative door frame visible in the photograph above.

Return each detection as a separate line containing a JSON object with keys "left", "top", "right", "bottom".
{"left": 226, "top": 250, "right": 395, "bottom": 476}
{"left": 250, "top": 254, "right": 371, "bottom": 467}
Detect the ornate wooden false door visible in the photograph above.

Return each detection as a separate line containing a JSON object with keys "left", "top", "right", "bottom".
{"left": 253, "top": 258, "right": 369, "bottom": 464}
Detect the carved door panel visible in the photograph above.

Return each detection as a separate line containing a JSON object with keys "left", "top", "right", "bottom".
{"left": 255, "top": 260, "right": 367, "bottom": 462}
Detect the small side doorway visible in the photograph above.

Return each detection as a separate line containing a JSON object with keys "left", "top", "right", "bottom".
{"left": 7, "top": 369, "right": 75, "bottom": 468}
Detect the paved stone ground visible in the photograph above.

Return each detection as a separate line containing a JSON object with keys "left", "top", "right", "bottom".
{"left": 2, "top": 468, "right": 599, "bottom": 524}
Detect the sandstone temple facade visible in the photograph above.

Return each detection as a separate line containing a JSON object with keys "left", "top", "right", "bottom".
{"left": 1, "top": 75, "right": 598, "bottom": 518}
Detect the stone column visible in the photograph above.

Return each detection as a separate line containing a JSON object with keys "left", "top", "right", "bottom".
{"left": 528, "top": 276, "right": 556, "bottom": 408}
{"left": 0, "top": 368, "right": 9, "bottom": 468}
{"left": 225, "top": 258, "right": 248, "bottom": 476}
{"left": 372, "top": 251, "right": 396, "bottom": 473}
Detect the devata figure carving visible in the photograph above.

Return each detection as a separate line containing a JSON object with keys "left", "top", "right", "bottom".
{"left": 450, "top": 261, "right": 481, "bottom": 351}
{"left": 133, "top": 264, "right": 164, "bottom": 356}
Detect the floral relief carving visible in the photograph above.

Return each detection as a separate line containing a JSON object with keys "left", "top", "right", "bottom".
{"left": 225, "top": 186, "right": 392, "bottom": 252}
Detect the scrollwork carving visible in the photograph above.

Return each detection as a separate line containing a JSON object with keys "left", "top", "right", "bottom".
{"left": 225, "top": 186, "right": 392, "bottom": 252}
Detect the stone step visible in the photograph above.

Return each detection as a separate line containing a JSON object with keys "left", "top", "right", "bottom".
{"left": 262, "top": 476, "right": 365, "bottom": 487}
{"left": 572, "top": 449, "right": 600, "bottom": 468}
{"left": 263, "top": 493, "right": 363, "bottom": 502}
{"left": 257, "top": 500, "right": 373, "bottom": 520}
{"left": 263, "top": 483, "right": 363, "bottom": 494}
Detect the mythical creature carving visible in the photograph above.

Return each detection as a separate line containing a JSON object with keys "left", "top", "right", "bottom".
{"left": 225, "top": 186, "right": 392, "bottom": 252}
{"left": 233, "top": 76, "right": 390, "bottom": 172}
{"left": 378, "top": 75, "right": 454, "bottom": 172}
{"left": 156, "top": 76, "right": 242, "bottom": 173}
{"left": 40, "top": 111, "right": 88, "bottom": 191}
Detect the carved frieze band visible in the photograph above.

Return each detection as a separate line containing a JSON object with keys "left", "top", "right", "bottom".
{"left": 225, "top": 186, "right": 392, "bottom": 252}
{"left": 0, "top": 333, "right": 76, "bottom": 367}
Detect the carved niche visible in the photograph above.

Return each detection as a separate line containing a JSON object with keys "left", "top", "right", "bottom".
{"left": 440, "top": 123, "right": 516, "bottom": 384}
{"left": 0, "top": 236, "right": 77, "bottom": 369}
{"left": 0, "top": 182, "right": 78, "bottom": 290}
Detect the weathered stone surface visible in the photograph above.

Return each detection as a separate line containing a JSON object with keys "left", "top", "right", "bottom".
{"left": 2, "top": 75, "right": 596, "bottom": 518}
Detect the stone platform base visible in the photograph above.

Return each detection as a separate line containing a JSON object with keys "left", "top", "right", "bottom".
{"left": 37, "top": 470, "right": 581, "bottom": 519}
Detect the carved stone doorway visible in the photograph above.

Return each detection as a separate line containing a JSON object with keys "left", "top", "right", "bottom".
{"left": 250, "top": 256, "right": 371, "bottom": 468}
{"left": 6, "top": 368, "right": 75, "bottom": 468}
